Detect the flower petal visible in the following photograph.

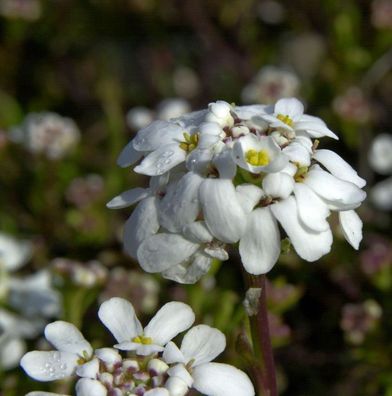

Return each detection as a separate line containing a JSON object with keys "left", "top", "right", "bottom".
{"left": 199, "top": 179, "right": 246, "bottom": 243}
{"left": 271, "top": 197, "right": 333, "bottom": 262}
{"left": 275, "top": 98, "right": 304, "bottom": 119}
{"left": 137, "top": 233, "right": 199, "bottom": 273}
{"left": 26, "top": 393, "right": 67, "bottom": 396}
{"left": 123, "top": 197, "right": 159, "bottom": 259}
{"left": 295, "top": 114, "right": 338, "bottom": 139}
{"left": 134, "top": 144, "right": 186, "bottom": 176}
{"left": 167, "top": 363, "right": 194, "bottom": 387}
{"left": 98, "top": 298, "right": 142, "bottom": 343}
{"left": 75, "top": 378, "right": 107, "bottom": 396}
{"left": 180, "top": 325, "right": 225, "bottom": 366}
{"left": 339, "top": 210, "right": 363, "bottom": 250}
{"left": 114, "top": 342, "right": 163, "bottom": 356}
{"left": 304, "top": 168, "right": 366, "bottom": 210}
{"left": 0, "top": 233, "right": 32, "bottom": 271}
{"left": 0, "top": 334, "right": 25, "bottom": 370}
{"left": 158, "top": 172, "right": 203, "bottom": 232}
{"left": 182, "top": 221, "right": 213, "bottom": 244}
{"left": 116, "top": 141, "right": 143, "bottom": 168}
{"left": 20, "top": 351, "right": 78, "bottom": 382}
{"left": 262, "top": 172, "right": 294, "bottom": 199}
{"left": 76, "top": 357, "right": 99, "bottom": 379}
{"left": 106, "top": 188, "right": 150, "bottom": 209}
{"left": 214, "top": 149, "right": 237, "bottom": 179}
{"left": 132, "top": 120, "right": 183, "bottom": 151}
{"left": 163, "top": 341, "right": 186, "bottom": 364}
{"left": 282, "top": 141, "right": 311, "bottom": 166}
{"left": 145, "top": 389, "right": 170, "bottom": 396}
{"left": 294, "top": 183, "right": 330, "bottom": 232}
{"left": 239, "top": 208, "right": 280, "bottom": 275}
{"left": 236, "top": 184, "right": 263, "bottom": 213}
{"left": 44, "top": 321, "right": 92, "bottom": 357}
{"left": 192, "top": 362, "right": 255, "bottom": 396}
{"left": 144, "top": 302, "right": 195, "bottom": 346}
{"left": 313, "top": 149, "right": 366, "bottom": 188}
{"left": 94, "top": 348, "right": 122, "bottom": 366}
{"left": 162, "top": 253, "right": 212, "bottom": 284}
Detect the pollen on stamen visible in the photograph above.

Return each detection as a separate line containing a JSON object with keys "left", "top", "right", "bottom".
{"left": 276, "top": 113, "right": 294, "bottom": 127}
{"left": 179, "top": 132, "right": 199, "bottom": 152}
{"left": 245, "top": 149, "right": 270, "bottom": 166}
{"left": 132, "top": 335, "right": 153, "bottom": 345}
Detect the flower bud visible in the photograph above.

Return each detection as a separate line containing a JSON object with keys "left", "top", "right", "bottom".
{"left": 206, "top": 101, "right": 234, "bottom": 127}
{"left": 148, "top": 358, "right": 169, "bottom": 376}
{"left": 165, "top": 376, "right": 190, "bottom": 396}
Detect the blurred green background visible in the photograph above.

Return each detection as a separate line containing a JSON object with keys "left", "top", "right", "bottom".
{"left": 0, "top": 0, "right": 391, "bottom": 395}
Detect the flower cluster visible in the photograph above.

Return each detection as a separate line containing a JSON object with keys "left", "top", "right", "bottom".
{"left": 241, "top": 66, "right": 300, "bottom": 104}
{"left": 110, "top": 98, "right": 366, "bottom": 283}
{"left": 368, "top": 133, "right": 392, "bottom": 211}
{"left": 10, "top": 112, "right": 80, "bottom": 159}
{"left": 21, "top": 298, "right": 254, "bottom": 396}
{"left": 0, "top": 232, "right": 60, "bottom": 370}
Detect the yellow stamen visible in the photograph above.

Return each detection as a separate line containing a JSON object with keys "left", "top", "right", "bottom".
{"left": 245, "top": 149, "right": 270, "bottom": 166}
{"left": 132, "top": 335, "right": 153, "bottom": 345}
{"left": 179, "top": 132, "right": 199, "bottom": 153}
{"left": 276, "top": 113, "right": 294, "bottom": 127}
{"left": 294, "top": 165, "right": 308, "bottom": 183}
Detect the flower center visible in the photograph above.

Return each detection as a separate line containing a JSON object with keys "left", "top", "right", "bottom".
{"left": 132, "top": 335, "right": 153, "bottom": 345}
{"left": 179, "top": 132, "right": 199, "bottom": 152}
{"left": 276, "top": 113, "right": 294, "bottom": 127}
{"left": 245, "top": 149, "right": 270, "bottom": 166}
{"left": 294, "top": 165, "right": 308, "bottom": 183}
{"left": 76, "top": 350, "right": 91, "bottom": 365}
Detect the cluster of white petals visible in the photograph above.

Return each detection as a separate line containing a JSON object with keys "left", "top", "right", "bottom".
{"left": 110, "top": 98, "right": 366, "bottom": 282}
{"left": 368, "top": 133, "right": 392, "bottom": 211}
{"left": 0, "top": 233, "right": 60, "bottom": 370}
{"left": 10, "top": 112, "right": 80, "bottom": 159}
{"left": 21, "top": 297, "right": 254, "bottom": 396}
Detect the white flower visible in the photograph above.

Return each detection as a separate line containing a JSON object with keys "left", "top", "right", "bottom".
{"left": 11, "top": 112, "right": 80, "bottom": 159}
{"left": 0, "top": 232, "right": 32, "bottom": 272}
{"left": 8, "top": 270, "right": 60, "bottom": 318}
{"left": 163, "top": 325, "right": 255, "bottom": 396}
{"left": 137, "top": 223, "right": 228, "bottom": 284}
{"left": 157, "top": 98, "right": 191, "bottom": 121}
{"left": 370, "top": 178, "right": 392, "bottom": 211}
{"left": 21, "top": 321, "right": 93, "bottom": 381}
{"left": 232, "top": 134, "right": 288, "bottom": 173}
{"left": 98, "top": 298, "right": 195, "bottom": 355}
{"left": 241, "top": 66, "right": 300, "bottom": 104}
{"left": 126, "top": 106, "right": 155, "bottom": 130}
{"left": 368, "top": 133, "right": 392, "bottom": 211}
{"left": 262, "top": 97, "right": 338, "bottom": 140}
{"left": 368, "top": 134, "right": 392, "bottom": 174}
{"left": 0, "top": 234, "right": 60, "bottom": 370}
{"left": 0, "top": 331, "right": 26, "bottom": 370}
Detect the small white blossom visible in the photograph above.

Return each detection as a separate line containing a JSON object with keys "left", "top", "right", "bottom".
{"left": 368, "top": 133, "right": 392, "bottom": 210}
{"left": 11, "top": 112, "right": 80, "bottom": 159}
{"left": 0, "top": 233, "right": 60, "bottom": 369}
{"left": 98, "top": 298, "right": 195, "bottom": 355}
{"left": 242, "top": 66, "right": 299, "bottom": 104}
{"left": 163, "top": 325, "right": 255, "bottom": 396}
